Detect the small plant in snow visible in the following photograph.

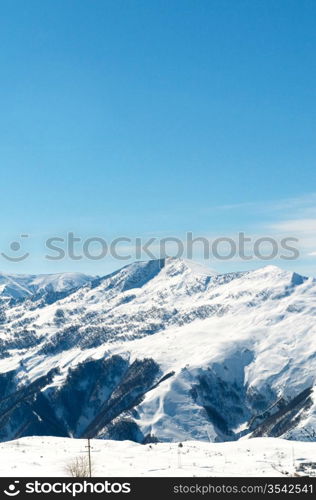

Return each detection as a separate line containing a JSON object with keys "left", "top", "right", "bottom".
{"left": 65, "top": 456, "right": 90, "bottom": 477}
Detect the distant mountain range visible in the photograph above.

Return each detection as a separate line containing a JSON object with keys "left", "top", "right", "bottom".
{"left": 0, "top": 258, "right": 315, "bottom": 443}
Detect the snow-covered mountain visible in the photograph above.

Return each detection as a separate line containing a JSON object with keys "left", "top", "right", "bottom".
{"left": 0, "top": 258, "right": 315, "bottom": 444}
{"left": 0, "top": 271, "right": 94, "bottom": 303}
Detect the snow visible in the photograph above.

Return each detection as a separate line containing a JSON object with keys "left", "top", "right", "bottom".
{"left": 0, "top": 436, "right": 315, "bottom": 477}
{"left": 28, "top": 272, "right": 94, "bottom": 293}
{"left": 0, "top": 271, "right": 94, "bottom": 300}
{"left": 0, "top": 258, "right": 315, "bottom": 442}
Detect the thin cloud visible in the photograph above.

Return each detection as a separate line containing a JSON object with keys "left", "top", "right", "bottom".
{"left": 214, "top": 192, "right": 316, "bottom": 215}
{"left": 269, "top": 218, "right": 316, "bottom": 233}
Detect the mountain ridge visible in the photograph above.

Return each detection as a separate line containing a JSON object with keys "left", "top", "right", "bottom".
{"left": 0, "top": 258, "right": 315, "bottom": 443}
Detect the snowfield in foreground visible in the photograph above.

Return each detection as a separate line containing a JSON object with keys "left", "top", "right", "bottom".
{"left": 0, "top": 436, "right": 315, "bottom": 477}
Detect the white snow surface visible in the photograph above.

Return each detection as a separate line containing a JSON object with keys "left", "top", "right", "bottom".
{"left": 0, "top": 436, "right": 315, "bottom": 477}
{"left": 0, "top": 271, "right": 94, "bottom": 299}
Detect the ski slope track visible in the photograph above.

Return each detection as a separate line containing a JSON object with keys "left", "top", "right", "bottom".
{"left": 0, "top": 258, "right": 315, "bottom": 444}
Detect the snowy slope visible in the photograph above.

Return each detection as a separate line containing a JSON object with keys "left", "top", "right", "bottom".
{"left": 0, "top": 258, "right": 315, "bottom": 444}
{"left": 0, "top": 271, "right": 94, "bottom": 302}
{"left": 0, "top": 436, "right": 315, "bottom": 477}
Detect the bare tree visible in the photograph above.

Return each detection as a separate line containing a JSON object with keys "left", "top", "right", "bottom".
{"left": 65, "top": 456, "right": 91, "bottom": 477}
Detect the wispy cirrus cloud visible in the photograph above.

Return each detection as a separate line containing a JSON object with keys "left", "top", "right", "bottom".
{"left": 215, "top": 192, "right": 316, "bottom": 216}
{"left": 269, "top": 218, "right": 316, "bottom": 233}
{"left": 262, "top": 197, "right": 316, "bottom": 259}
{"left": 214, "top": 193, "right": 316, "bottom": 264}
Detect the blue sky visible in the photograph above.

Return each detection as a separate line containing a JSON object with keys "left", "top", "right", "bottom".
{"left": 0, "top": 0, "right": 315, "bottom": 276}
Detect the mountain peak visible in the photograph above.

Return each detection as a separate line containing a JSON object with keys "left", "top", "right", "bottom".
{"left": 164, "top": 257, "right": 217, "bottom": 277}
{"left": 249, "top": 265, "right": 307, "bottom": 286}
{"left": 0, "top": 258, "right": 315, "bottom": 444}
